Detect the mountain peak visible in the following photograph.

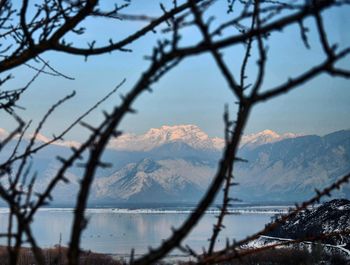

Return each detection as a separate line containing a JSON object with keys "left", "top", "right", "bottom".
{"left": 145, "top": 124, "right": 208, "bottom": 142}
{"left": 109, "top": 124, "right": 224, "bottom": 151}
{"left": 108, "top": 125, "right": 303, "bottom": 151}
{"left": 259, "top": 129, "right": 280, "bottom": 136}
{"left": 0, "top": 125, "right": 302, "bottom": 152}
{"left": 240, "top": 130, "right": 300, "bottom": 148}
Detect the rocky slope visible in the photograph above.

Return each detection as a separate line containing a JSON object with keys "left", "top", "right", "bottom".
{"left": 93, "top": 158, "right": 214, "bottom": 203}
{"left": 266, "top": 199, "right": 350, "bottom": 247}
{"left": 234, "top": 130, "right": 350, "bottom": 201}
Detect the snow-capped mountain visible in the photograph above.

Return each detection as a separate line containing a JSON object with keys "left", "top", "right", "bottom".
{"left": 108, "top": 125, "right": 300, "bottom": 152}
{"left": 0, "top": 125, "right": 299, "bottom": 152}
{"left": 1, "top": 125, "right": 350, "bottom": 205}
{"left": 234, "top": 130, "right": 350, "bottom": 201}
{"left": 0, "top": 128, "right": 79, "bottom": 148}
{"left": 94, "top": 129, "right": 350, "bottom": 203}
{"left": 108, "top": 125, "right": 225, "bottom": 151}
{"left": 32, "top": 133, "right": 80, "bottom": 148}
{"left": 93, "top": 158, "right": 215, "bottom": 203}
{"left": 240, "top": 129, "right": 301, "bottom": 149}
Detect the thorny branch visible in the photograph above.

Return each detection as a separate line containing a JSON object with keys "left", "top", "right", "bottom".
{"left": 0, "top": 1, "right": 349, "bottom": 265}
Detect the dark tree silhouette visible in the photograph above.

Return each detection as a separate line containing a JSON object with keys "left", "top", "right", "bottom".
{"left": 0, "top": 0, "right": 349, "bottom": 264}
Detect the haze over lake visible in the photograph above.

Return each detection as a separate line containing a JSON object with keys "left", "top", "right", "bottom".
{"left": 0, "top": 205, "right": 282, "bottom": 256}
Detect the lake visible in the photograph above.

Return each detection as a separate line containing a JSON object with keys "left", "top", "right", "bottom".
{"left": 0, "top": 205, "right": 287, "bottom": 258}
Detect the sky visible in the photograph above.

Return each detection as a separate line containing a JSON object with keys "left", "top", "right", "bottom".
{"left": 1, "top": 1, "right": 350, "bottom": 142}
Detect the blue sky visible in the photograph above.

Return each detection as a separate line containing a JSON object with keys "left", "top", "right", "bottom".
{"left": 1, "top": 1, "right": 350, "bottom": 141}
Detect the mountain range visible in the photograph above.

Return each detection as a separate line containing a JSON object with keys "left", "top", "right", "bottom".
{"left": 108, "top": 125, "right": 300, "bottom": 151}
{"left": 0, "top": 125, "right": 349, "bottom": 205}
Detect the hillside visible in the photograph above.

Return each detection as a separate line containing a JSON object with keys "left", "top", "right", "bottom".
{"left": 266, "top": 199, "right": 350, "bottom": 247}
{"left": 1, "top": 126, "right": 350, "bottom": 204}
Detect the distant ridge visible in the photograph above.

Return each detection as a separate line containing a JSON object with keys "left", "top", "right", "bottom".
{"left": 0, "top": 125, "right": 323, "bottom": 151}
{"left": 108, "top": 124, "right": 225, "bottom": 151}
{"left": 107, "top": 125, "right": 300, "bottom": 151}
{"left": 240, "top": 129, "right": 301, "bottom": 149}
{"left": 1, "top": 126, "right": 349, "bottom": 204}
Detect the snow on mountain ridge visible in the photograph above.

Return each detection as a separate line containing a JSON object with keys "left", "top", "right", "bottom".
{"left": 240, "top": 129, "right": 301, "bottom": 149}
{"left": 109, "top": 124, "right": 225, "bottom": 151}
{"left": 108, "top": 125, "right": 299, "bottom": 151}
{"left": 0, "top": 125, "right": 300, "bottom": 151}
{"left": 0, "top": 128, "right": 79, "bottom": 148}
{"left": 31, "top": 133, "right": 81, "bottom": 148}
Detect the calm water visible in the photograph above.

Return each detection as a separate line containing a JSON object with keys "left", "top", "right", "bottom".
{"left": 0, "top": 207, "right": 283, "bottom": 256}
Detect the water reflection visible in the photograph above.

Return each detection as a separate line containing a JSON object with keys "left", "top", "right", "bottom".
{"left": 0, "top": 210, "right": 272, "bottom": 255}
